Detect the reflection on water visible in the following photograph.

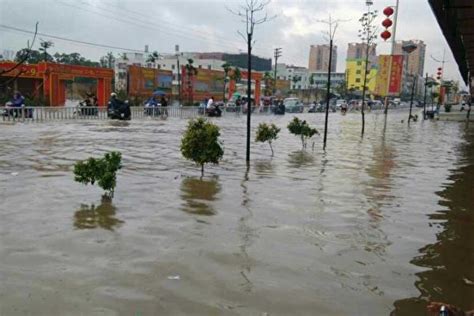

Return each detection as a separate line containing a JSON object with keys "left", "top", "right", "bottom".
{"left": 74, "top": 196, "right": 123, "bottom": 231}
{"left": 2, "top": 114, "right": 474, "bottom": 315}
{"left": 287, "top": 150, "right": 315, "bottom": 168}
{"left": 180, "top": 177, "right": 221, "bottom": 216}
{"left": 254, "top": 159, "right": 274, "bottom": 178}
{"left": 238, "top": 166, "right": 255, "bottom": 292}
{"left": 392, "top": 130, "right": 474, "bottom": 315}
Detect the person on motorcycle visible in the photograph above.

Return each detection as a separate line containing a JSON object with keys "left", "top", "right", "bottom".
{"left": 10, "top": 91, "right": 25, "bottom": 108}
{"left": 206, "top": 96, "right": 214, "bottom": 110}
{"left": 108, "top": 92, "right": 120, "bottom": 111}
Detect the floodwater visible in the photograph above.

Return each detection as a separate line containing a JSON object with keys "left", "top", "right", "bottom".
{"left": 0, "top": 111, "right": 473, "bottom": 315}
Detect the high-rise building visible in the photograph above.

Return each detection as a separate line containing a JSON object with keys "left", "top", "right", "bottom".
{"left": 346, "top": 43, "right": 377, "bottom": 66}
{"left": 308, "top": 45, "right": 337, "bottom": 72}
{"left": 345, "top": 43, "right": 378, "bottom": 93}
{"left": 393, "top": 40, "right": 426, "bottom": 77}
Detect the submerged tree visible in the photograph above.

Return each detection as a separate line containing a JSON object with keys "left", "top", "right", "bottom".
{"left": 228, "top": 0, "right": 276, "bottom": 163}
{"left": 73, "top": 152, "right": 122, "bottom": 198}
{"left": 255, "top": 122, "right": 280, "bottom": 156}
{"left": 358, "top": 4, "right": 378, "bottom": 135}
{"left": 181, "top": 118, "right": 224, "bottom": 176}
{"left": 287, "top": 117, "right": 319, "bottom": 149}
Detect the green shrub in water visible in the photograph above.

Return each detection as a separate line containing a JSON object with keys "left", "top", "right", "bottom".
{"left": 73, "top": 151, "right": 122, "bottom": 197}
{"left": 181, "top": 117, "right": 224, "bottom": 176}
{"left": 287, "top": 117, "right": 319, "bottom": 149}
{"left": 255, "top": 122, "right": 280, "bottom": 156}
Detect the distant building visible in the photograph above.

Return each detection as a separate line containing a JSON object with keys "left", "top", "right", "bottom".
{"left": 393, "top": 40, "right": 426, "bottom": 77}
{"left": 274, "top": 63, "right": 344, "bottom": 91}
{"left": 345, "top": 43, "right": 378, "bottom": 94}
{"left": 308, "top": 44, "right": 337, "bottom": 72}
{"left": 346, "top": 59, "right": 377, "bottom": 93}
{"left": 168, "top": 52, "right": 272, "bottom": 71}
{"left": 114, "top": 52, "right": 146, "bottom": 92}
{"left": 394, "top": 40, "right": 426, "bottom": 96}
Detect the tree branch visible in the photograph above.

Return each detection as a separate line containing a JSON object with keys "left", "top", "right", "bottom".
{"left": 0, "top": 22, "right": 39, "bottom": 76}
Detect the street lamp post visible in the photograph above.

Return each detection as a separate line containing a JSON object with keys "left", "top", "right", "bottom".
{"left": 423, "top": 73, "right": 429, "bottom": 120}
{"left": 175, "top": 45, "right": 181, "bottom": 105}
{"left": 402, "top": 43, "right": 418, "bottom": 123}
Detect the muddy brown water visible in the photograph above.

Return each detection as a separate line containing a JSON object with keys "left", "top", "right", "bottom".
{"left": 1, "top": 112, "right": 473, "bottom": 315}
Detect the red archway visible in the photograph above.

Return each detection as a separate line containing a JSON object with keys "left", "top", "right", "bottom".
{"left": 0, "top": 62, "right": 113, "bottom": 106}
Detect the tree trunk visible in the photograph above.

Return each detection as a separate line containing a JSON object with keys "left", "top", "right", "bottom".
{"left": 246, "top": 32, "right": 252, "bottom": 163}
{"left": 201, "top": 164, "right": 204, "bottom": 177}
{"left": 269, "top": 141, "right": 274, "bottom": 156}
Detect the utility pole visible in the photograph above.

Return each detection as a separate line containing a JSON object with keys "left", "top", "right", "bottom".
{"left": 323, "top": 38, "right": 333, "bottom": 150}
{"left": 273, "top": 48, "right": 282, "bottom": 95}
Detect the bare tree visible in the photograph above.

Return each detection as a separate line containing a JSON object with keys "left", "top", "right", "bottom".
{"left": 317, "top": 15, "right": 348, "bottom": 150}
{"left": 358, "top": 4, "right": 378, "bottom": 136}
{"left": 228, "top": 0, "right": 276, "bottom": 163}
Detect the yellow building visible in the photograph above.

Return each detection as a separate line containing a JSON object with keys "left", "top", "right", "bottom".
{"left": 346, "top": 59, "right": 377, "bottom": 95}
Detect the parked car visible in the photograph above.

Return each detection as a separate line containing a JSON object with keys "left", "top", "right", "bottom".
{"left": 284, "top": 98, "right": 304, "bottom": 113}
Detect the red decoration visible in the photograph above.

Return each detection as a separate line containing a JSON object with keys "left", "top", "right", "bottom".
{"left": 438, "top": 67, "right": 442, "bottom": 71}
{"left": 437, "top": 76, "right": 441, "bottom": 80}
{"left": 382, "top": 18, "right": 393, "bottom": 28}
{"left": 383, "top": 7, "right": 394, "bottom": 16}
{"left": 380, "top": 30, "right": 391, "bottom": 41}
{"left": 437, "top": 71, "right": 442, "bottom": 76}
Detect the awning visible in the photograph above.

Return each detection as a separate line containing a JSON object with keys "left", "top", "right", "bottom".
{"left": 429, "top": 0, "right": 474, "bottom": 86}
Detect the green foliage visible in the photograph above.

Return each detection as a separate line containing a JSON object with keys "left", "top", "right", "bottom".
{"left": 39, "top": 40, "right": 54, "bottom": 62}
{"left": 73, "top": 152, "right": 122, "bottom": 197}
{"left": 180, "top": 118, "right": 224, "bottom": 176}
{"left": 15, "top": 49, "right": 43, "bottom": 64}
{"left": 231, "top": 67, "right": 242, "bottom": 82}
{"left": 287, "top": 117, "right": 319, "bottom": 149}
{"left": 255, "top": 123, "right": 280, "bottom": 156}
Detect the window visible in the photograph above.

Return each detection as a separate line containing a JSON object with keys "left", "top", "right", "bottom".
{"left": 357, "top": 61, "right": 362, "bottom": 66}
{"left": 355, "top": 78, "right": 361, "bottom": 83}
{"left": 356, "top": 70, "right": 361, "bottom": 74}
{"left": 171, "top": 64, "right": 175, "bottom": 70}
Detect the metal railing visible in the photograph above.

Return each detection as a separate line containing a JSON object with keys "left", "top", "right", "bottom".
{"left": 0, "top": 105, "right": 279, "bottom": 122}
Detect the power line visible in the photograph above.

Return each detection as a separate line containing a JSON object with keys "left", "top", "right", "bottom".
{"left": 56, "top": 1, "right": 242, "bottom": 53}
{"left": 75, "top": 0, "right": 243, "bottom": 50}
{"left": 0, "top": 24, "right": 145, "bottom": 53}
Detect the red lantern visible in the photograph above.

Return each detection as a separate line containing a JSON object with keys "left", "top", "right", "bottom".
{"left": 438, "top": 67, "right": 442, "bottom": 71}
{"left": 437, "top": 76, "right": 441, "bottom": 80}
{"left": 383, "top": 7, "right": 394, "bottom": 16}
{"left": 382, "top": 18, "right": 393, "bottom": 28}
{"left": 381, "top": 30, "right": 391, "bottom": 41}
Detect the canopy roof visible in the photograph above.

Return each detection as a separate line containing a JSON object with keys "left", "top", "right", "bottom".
{"left": 429, "top": 0, "right": 474, "bottom": 87}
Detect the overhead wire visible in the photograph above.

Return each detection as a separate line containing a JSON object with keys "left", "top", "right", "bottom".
{"left": 0, "top": 24, "right": 145, "bottom": 53}
{"left": 56, "top": 1, "right": 243, "bottom": 53}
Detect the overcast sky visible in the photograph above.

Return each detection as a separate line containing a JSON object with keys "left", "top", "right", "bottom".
{"left": 0, "top": 0, "right": 464, "bottom": 84}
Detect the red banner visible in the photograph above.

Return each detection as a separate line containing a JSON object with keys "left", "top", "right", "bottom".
{"left": 388, "top": 55, "right": 403, "bottom": 95}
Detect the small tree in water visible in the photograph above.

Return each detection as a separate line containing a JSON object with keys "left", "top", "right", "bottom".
{"left": 73, "top": 151, "right": 122, "bottom": 198}
{"left": 181, "top": 118, "right": 224, "bottom": 176}
{"left": 255, "top": 122, "right": 280, "bottom": 156}
{"left": 287, "top": 117, "right": 319, "bottom": 149}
